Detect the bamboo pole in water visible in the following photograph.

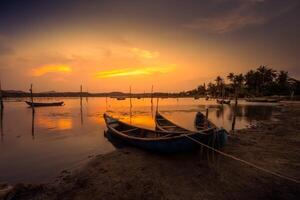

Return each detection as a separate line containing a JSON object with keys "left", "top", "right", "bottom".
{"left": 0, "top": 81, "right": 3, "bottom": 109}
{"left": 31, "top": 106, "right": 35, "bottom": 139}
{"left": 0, "top": 106, "right": 3, "bottom": 142}
{"left": 151, "top": 85, "right": 153, "bottom": 104}
{"left": 80, "top": 85, "right": 83, "bottom": 125}
{"left": 231, "top": 105, "right": 237, "bottom": 133}
{"left": 30, "top": 84, "right": 35, "bottom": 112}
{"left": 129, "top": 86, "right": 132, "bottom": 124}
{"left": 129, "top": 86, "right": 132, "bottom": 108}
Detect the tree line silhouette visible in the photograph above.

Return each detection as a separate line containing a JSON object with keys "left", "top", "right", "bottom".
{"left": 186, "top": 65, "right": 300, "bottom": 98}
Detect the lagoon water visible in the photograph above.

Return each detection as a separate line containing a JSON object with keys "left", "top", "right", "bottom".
{"left": 0, "top": 97, "right": 279, "bottom": 183}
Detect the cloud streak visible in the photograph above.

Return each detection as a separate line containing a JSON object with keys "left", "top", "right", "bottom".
{"left": 95, "top": 66, "right": 174, "bottom": 78}
{"left": 31, "top": 64, "right": 72, "bottom": 76}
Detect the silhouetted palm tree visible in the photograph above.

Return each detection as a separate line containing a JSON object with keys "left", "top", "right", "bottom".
{"left": 215, "top": 76, "right": 224, "bottom": 97}
{"left": 227, "top": 73, "right": 244, "bottom": 105}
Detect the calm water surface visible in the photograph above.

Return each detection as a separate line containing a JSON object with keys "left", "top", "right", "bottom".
{"left": 0, "top": 97, "right": 279, "bottom": 183}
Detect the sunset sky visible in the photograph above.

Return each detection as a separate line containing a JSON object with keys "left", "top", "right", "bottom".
{"left": 0, "top": 0, "right": 300, "bottom": 92}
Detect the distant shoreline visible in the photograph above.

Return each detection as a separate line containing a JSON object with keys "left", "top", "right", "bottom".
{"left": 1, "top": 92, "right": 299, "bottom": 101}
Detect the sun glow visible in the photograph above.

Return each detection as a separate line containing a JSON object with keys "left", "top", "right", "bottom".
{"left": 95, "top": 66, "right": 174, "bottom": 78}
{"left": 32, "top": 65, "right": 72, "bottom": 76}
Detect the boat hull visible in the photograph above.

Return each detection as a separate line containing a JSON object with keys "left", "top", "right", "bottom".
{"left": 25, "top": 101, "right": 64, "bottom": 107}
{"left": 106, "top": 126, "right": 214, "bottom": 153}
{"left": 104, "top": 113, "right": 222, "bottom": 153}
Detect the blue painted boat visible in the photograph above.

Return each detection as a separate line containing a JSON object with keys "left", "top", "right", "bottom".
{"left": 194, "top": 111, "right": 228, "bottom": 148}
{"left": 103, "top": 113, "right": 219, "bottom": 153}
{"left": 155, "top": 112, "right": 227, "bottom": 149}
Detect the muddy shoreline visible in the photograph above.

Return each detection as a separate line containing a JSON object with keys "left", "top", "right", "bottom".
{"left": 1, "top": 102, "right": 300, "bottom": 200}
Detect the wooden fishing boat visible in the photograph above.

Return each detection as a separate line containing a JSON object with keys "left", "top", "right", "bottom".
{"left": 216, "top": 99, "right": 231, "bottom": 104}
{"left": 103, "top": 113, "right": 223, "bottom": 153}
{"left": 194, "top": 111, "right": 228, "bottom": 148}
{"left": 194, "top": 111, "right": 216, "bottom": 130}
{"left": 155, "top": 112, "right": 227, "bottom": 148}
{"left": 116, "top": 97, "right": 126, "bottom": 100}
{"left": 25, "top": 101, "right": 64, "bottom": 107}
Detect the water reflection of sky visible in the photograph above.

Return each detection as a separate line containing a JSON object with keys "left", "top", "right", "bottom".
{"left": 0, "top": 97, "right": 279, "bottom": 183}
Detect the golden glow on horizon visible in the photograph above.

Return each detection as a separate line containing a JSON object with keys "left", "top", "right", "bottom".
{"left": 32, "top": 65, "right": 72, "bottom": 76}
{"left": 95, "top": 66, "right": 174, "bottom": 78}
{"left": 131, "top": 48, "right": 159, "bottom": 59}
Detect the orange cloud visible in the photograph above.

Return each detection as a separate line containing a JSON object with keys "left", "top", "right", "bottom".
{"left": 31, "top": 64, "right": 72, "bottom": 76}
{"left": 95, "top": 66, "right": 174, "bottom": 78}
{"left": 131, "top": 48, "right": 159, "bottom": 59}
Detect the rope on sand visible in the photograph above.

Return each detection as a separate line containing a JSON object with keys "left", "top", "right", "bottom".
{"left": 185, "top": 135, "right": 300, "bottom": 184}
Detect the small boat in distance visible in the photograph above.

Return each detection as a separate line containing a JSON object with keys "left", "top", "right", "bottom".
{"left": 104, "top": 113, "right": 223, "bottom": 153}
{"left": 25, "top": 101, "right": 64, "bottom": 107}
{"left": 155, "top": 111, "right": 227, "bottom": 148}
{"left": 216, "top": 99, "right": 231, "bottom": 104}
{"left": 116, "top": 97, "right": 126, "bottom": 100}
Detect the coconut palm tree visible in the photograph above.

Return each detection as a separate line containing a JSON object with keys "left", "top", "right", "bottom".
{"left": 227, "top": 73, "right": 244, "bottom": 105}
{"left": 215, "top": 76, "right": 224, "bottom": 98}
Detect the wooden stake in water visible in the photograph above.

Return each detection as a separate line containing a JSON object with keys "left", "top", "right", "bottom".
{"left": 80, "top": 85, "right": 83, "bottom": 125}
{"left": 156, "top": 97, "right": 159, "bottom": 111}
{"left": 129, "top": 86, "right": 132, "bottom": 124}
{"left": 151, "top": 85, "right": 153, "bottom": 104}
{"left": 129, "top": 86, "right": 132, "bottom": 108}
{"left": 30, "top": 84, "right": 35, "bottom": 112}
{"left": 0, "top": 81, "right": 3, "bottom": 109}
{"left": 0, "top": 107, "right": 3, "bottom": 142}
{"left": 205, "top": 108, "right": 209, "bottom": 128}
{"left": 31, "top": 107, "right": 35, "bottom": 139}
{"left": 231, "top": 105, "right": 237, "bottom": 133}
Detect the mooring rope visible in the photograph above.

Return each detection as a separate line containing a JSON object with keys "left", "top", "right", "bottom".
{"left": 185, "top": 135, "right": 300, "bottom": 184}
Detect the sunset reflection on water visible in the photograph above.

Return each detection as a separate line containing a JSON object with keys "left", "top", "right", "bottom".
{"left": 0, "top": 97, "right": 279, "bottom": 184}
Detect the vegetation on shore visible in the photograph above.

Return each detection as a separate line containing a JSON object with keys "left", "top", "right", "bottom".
{"left": 187, "top": 65, "right": 300, "bottom": 98}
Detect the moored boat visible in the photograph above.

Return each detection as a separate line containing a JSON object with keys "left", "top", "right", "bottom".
{"left": 216, "top": 99, "right": 231, "bottom": 104}
{"left": 103, "top": 113, "right": 224, "bottom": 153}
{"left": 25, "top": 101, "right": 64, "bottom": 107}
{"left": 194, "top": 111, "right": 216, "bottom": 130}
{"left": 155, "top": 111, "right": 227, "bottom": 148}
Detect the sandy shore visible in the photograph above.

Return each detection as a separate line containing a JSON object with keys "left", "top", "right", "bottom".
{"left": 1, "top": 102, "right": 300, "bottom": 200}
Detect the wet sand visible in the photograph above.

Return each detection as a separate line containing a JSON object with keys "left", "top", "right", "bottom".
{"left": 1, "top": 102, "right": 300, "bottom": 200}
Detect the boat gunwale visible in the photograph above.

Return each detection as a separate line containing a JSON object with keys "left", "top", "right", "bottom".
{"left": 194, "top": 111, "right": 218, "bottom": 130}
{"left": 155, "top": 111, "right": 215, "bottom": 135}
{"left": 104, "top": 113, "right": 203, "bottom": 141}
